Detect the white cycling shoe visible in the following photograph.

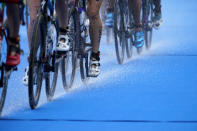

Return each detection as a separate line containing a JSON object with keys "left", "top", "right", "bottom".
{"left": 88, "top": 52, "right": 100, "bottom": 77}
{"left": 88, "top": 60, "right": 100, "bottom": 77}
{"left": 22, "top": 66, "right": 29, "bottom": 86}
{"left": 56, "top": 35, "right": 70, "bottom": 51}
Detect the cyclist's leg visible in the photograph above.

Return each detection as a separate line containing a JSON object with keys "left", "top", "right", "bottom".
{"left": 153, "top": 0, "right": 161, "bottom": 13}
{"left": 56, "top": 0, "right": 68, "bottom": 28}
{"left": 6, "top": 3, "right": 21, "bottom": 66}
{"left": 152, "top": 0, "right": 162, "bottom": 28}
{"left": 55, "top": 0, "right": 70, "bottom": 51}
{"left": 128, "top": 0, "right": 144, "bottom": 48}
{"left": 23, "top": 0, "right": 40, "bottom": 86}
{"left": 28, "top": 0, "right": 41, "bottom": 50}
{"left": 129, "top": 0, "right": 142, "bottom": 31}
{"left": 88, "top": 0, "right": 103, "bottom": 53}
{"left": 87, "top": 0, "right": 103, "bottom": 77}
{"left": 107, "top": 0, "right": 115, "bottom": 10}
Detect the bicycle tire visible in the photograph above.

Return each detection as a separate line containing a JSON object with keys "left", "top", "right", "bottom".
{"left": 28, "top": 14, "right": 45, "bottom": 109}
{"left": 45, "top": 61, "right": 58, "bottom": 101}
{"left": 77, "top": 12, "right": 91, "bottom": 83}
{"left": 124, "top": 1, "right": 134, "bottom": 58}
{"left": 143, "top": 0, "right": 153, "bottom": 50}
{"left": 80, "top": 52, "right": 90, "bottom": 84}
{"left": 114, "top": 0, "right": 126, "bottom": 64}
{"left": 61, "top": 51, "right": 77, "bottom": 90}
{"left": 45, "top": 20, "right": 59, "bottom": 101}
{"left": 125, "top": 34, "right": 134, "bottom": 58}
{"left": 61, "top": 10, "right": 78, "bottom": 90}
{"left": 0, "top": 66, "right": 8, "bottom": 116}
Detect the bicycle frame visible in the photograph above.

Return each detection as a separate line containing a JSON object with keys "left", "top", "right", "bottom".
{"left": 38, "top": 0, "right": 56, "bottom": 61}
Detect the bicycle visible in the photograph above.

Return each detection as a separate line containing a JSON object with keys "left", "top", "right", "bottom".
{"left": 64, "top": 0, "right": 93, "bottom": 85}
{"left": 28, "top": 0, "right": 59, "bottom": 109}
{"left": 50, "top": 0, "right": 91, "bottom": 91}
{"left": 113, "top": 0, "right": 137, "bottom": 64}
{"left": 0, "top": 0, "right": 21, "bottom": 116}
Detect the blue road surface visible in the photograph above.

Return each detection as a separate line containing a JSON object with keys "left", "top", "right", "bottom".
{"left": 1, "top": 0, "right": 197, "bottom": 130}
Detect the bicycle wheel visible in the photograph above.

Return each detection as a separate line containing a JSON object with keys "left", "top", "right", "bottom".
{"left": 114, "top": 0, "right": 126, "bottom": 64}
{"left": 0, "top": 65, "right": 8, "bottom": 116}
{"left": 124, "top": 1, "right": 134, "bottom": 59}
{"left": 143, "top": 0, "right": 153, "bottom": 50}
{"left": 75, "top": 13, "right": 91, "bottom": 83}
{"left": 80, "top": 48, "right": 91, "bottom": 83}
{"left": 61, "top": 10, "right": 78, "bottom": 90}
{"left": 45, "top": 54, "right": 58, "bottom": 101}
{"left": 28, "top": 14, "right": 45, "bottom": 109}
{"left": 125, "top": 32, "right": 134, "bottom": 58}
{"left": 45, "top": 20, "right": 59, "bottom": 101}
{"left": 61, "top": 51, "right": 77, "bottom": 90}
{"left": 0, "top": 20, "right": 10, "bottom": 115}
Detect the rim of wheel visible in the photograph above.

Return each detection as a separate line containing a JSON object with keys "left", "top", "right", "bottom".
{"left": 114, "top": 0, "right": 126, "bottom": 64}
